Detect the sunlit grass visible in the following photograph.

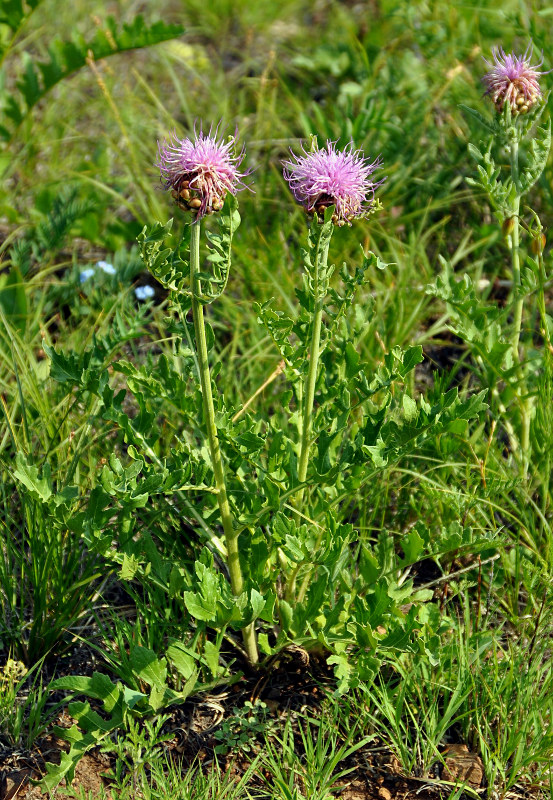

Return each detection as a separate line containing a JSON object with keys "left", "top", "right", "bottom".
{"left": 1, "top": 0, "right": 553, "bottom": 797}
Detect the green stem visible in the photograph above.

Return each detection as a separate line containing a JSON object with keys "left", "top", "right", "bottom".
{"left": 509, "top": 138, "right": 530, "bottom": 478}
{"left": 190, "top": 221, "right": 258, "bottom": 665}
{"left": 297, "top": 232, "right": 331, "bottom": 488}
{"left": 537, "top": 246, "right": 551, "bottom": 351}
{"left": 286, "top": 223, "right": 331, "bottom": 604}
{"left": 537, "top": 244, "right": 552, "bottom": 518}
{"left": 510, "top": 139, "right": 523, "bottom": 364}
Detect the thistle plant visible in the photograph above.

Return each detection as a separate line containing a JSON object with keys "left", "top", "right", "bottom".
{"left": 434, "top": 46, "right": 552, "bottom": 478}
{"left": 42, "top": 121, "right": 490, "bottom": 765}
{"left": 283, "top": 140, "right": 384, "bottom": 227}
{"left": 281, "top": 139, "right": 384, "bottom": 598}
{"left": 283, "top": 140, "right": 384, "bottom": 489}
{"left": 481, "top": 47, "right": 549, "bottom": 372}
{"left": 134, "top": 129, "right": 486, "bottom": 679}
{"left": 155, "top": 125, "right": 258, "bottom": 664}
{"left": 156, "top": 126, "right": 249, "bottom": 219}
{"left": 482, "top": 47, "right": 550, "bottom": 476}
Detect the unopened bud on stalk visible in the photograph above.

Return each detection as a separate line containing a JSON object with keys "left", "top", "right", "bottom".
{"left": 502, "top": 216, "right": 516, "bottom": 237}
{"left": 531, "top": 232, "right": 547, "bottom": 254}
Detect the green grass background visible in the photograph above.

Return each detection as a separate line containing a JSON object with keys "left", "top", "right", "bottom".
{"left": 1, "top": 0, "right": 553, "bottom": 796}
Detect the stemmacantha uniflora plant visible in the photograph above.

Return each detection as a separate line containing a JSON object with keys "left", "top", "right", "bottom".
{"left": 42, "top": 121, "right": 492, "bottom": 788}
{"left": 135, "top": 125, "right": 488, "bottom": 669}
{"left": 430, "top": 45, "right": 551, "bottom": 479}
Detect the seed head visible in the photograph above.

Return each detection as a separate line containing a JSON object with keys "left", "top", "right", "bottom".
{"left": 283, "top": 140, "right": 384, "bottom": 226}
{"left": 156, "top": 124, "right": 249, "bottom": 220}
{"left": 482, "top": 46, "right": 547, "bottom": 114}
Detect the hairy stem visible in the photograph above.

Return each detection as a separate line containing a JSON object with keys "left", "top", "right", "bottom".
{"left": 190, "top": 221, "right": 258, "bottom": 665}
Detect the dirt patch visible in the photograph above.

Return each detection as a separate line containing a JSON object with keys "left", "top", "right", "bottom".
{"left": 0, "top": 651, "right": 543, "bottom": 800}
{"left": 2, "top": 753, "right": 110, "bottom": 799}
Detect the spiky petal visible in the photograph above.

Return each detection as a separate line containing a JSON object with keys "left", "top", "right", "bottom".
{"left": 156, "top": 125, "right": 249, "bottom": 220}
{"left": 283, "top": 140, "right": 384, "bottom": 226}
{"left": 482, "top": 46, "right": 547, "bottom": 114}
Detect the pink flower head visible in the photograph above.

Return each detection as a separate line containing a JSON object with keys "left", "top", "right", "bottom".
{"left": 482, "top": 46, "right": 548, "bottom": 114}
{"left": 283, "top": 140, "right": 384, "bottom": 226}
{"left": 156, "top": 124, "right": 249, "bottom": 220}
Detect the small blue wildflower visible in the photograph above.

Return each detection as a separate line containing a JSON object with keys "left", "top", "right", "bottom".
{"left": 135, "top": 285, "right": 155, "bottom": 301}
{"left": 79, "top": 268, "right": 95, "bottom": 283}
{"left": 97, "top": 260, "right": 116, "bottom": 275}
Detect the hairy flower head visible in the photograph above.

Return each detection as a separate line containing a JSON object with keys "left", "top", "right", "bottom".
{"left": 283, "top": 140, "right": 384, "bottom": 226}
{"left": 156, "top": 125, "right": 249, "bottom": 220}
{"left": 482, "top": 46, "right": 547, "bottom": 114}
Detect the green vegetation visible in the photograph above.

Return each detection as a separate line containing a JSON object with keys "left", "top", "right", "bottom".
{"left": 1, "top": 0, "right": 553, "bottom": 798}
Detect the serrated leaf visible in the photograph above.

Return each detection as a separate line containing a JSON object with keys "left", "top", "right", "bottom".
{"left": 203, "top": 641, "right": 220, "bottom": 676}
{"left": 519, "top": 120, "right": 552, "bottom": 195}
{"left": 123, "top": 686, "right": 148, "bottom": 708}
{"left": 279, "top": 599, "right": 293, "bottom": 632}
{"left": 166, "top": 642, "right": 196, "bottom": 681}
{"left": 258, "top": 633, "right": 274, "bottom": 656}
{"left": 272, "top": 512, "right": 294, "bottom": 542}
{"left": 3, "top": 16, "right": 185, "bottom": 140}
{"left": 411, "top": 588, "right": 434, "bottom": 602}
{"left": 67, "top": 701, "right": 119, "bottom": 734}
{"left": 198, "top": 196, "right": 241, "bottom": 303}
{"left": 50, "top": 672, "right": 123, "bottom": 713}
{"left": 129, "top": 646, "right": 167, "bottom": 690}
{"left": 41, "top": 671, "right": 126, "bottom": 791}
{"left": 327, "top": 652, "right": 354, "bottom": 694}
{"left": 467, "top": 142, "right": 484, "bottom": 161}
{"left": 43, "top": 344, "right": 82, "bottom": 383}
{"left": 13, "top": 453, "right": 52, "bottom": 502}
{"left": 41, "top": 727, "right": 97, "bottom": 790}
{"left": 120, "top": 553, "right": 141, "bottom": 580}
{"left": 402, "top": 395, "right": 417, "bottom": 421}
{"left": 344, "top": 342, "right": 360, "bottom": 378}
{"left": 315, "top": 429, "right": 342, "bottom": 475}
{"left": 148, "top": 684, "right": 166, "bottom": 712}
{"left": 460, "top": 104, "right": 496, "bottom": 134}
{"left": 399, "top": 345, "right": 424, "bottom": 374}
{"left": 183, "top": 591, "right": 216, "bottom": 622}
{"left": 400, "top": 528, "right": 425, "bottom": 564}
{"left": 283, "top": 534, "right": 306, "bottom": 563}
{"left": 250, "top": 588, "right": 265, "bottom": 620}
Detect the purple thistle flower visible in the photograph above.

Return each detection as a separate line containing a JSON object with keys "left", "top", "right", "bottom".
{"left": 283, "top": 140, "right": 384, "bottom": 226}
{"left": 482, "top": 46, "right": 548, "bottom": 114}
{"left": 156, "top": 124, "right": 249, "bottom": 220}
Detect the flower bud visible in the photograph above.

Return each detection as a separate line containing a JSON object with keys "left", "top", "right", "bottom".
{"left": 531, "top": 233, "right": 547, "bottom": 254}
{"left": 502, "top": 216, "right": 515, "bottom": 237}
